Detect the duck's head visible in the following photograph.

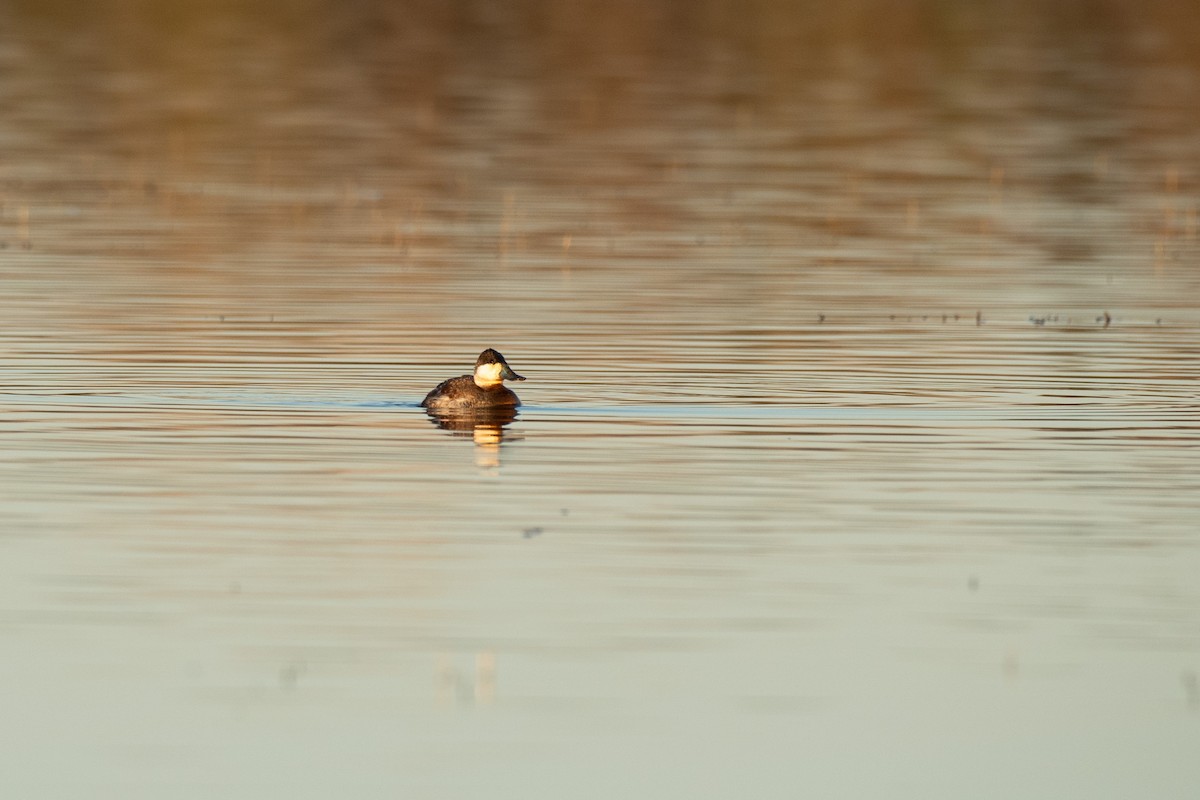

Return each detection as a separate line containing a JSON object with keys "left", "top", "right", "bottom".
{"left": 473, "top": 348, "right": 526, "bottom": 388}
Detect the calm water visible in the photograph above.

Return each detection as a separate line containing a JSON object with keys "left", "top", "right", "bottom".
{"left": 2, "top": 2, "right": 1199, "bottom": 798}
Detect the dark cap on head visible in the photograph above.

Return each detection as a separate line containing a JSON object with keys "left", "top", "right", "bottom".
{"left": 476, "top": 348, "right": 506, "bottom": 366}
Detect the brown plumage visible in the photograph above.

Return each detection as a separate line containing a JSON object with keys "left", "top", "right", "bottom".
{"left": 420, "top": 349, "right": 526, "bottom": 411}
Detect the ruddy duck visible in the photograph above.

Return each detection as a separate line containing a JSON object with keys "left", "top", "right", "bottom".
{"left": 420, "top": 349, "right": 526, "bottom": 411}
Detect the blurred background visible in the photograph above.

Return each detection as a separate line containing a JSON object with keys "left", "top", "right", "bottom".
{"left": 1, "top": 1, "right": 1198, "bottom": 798}
{"left": 4, "top": 0, "right": 1198, "bottom": 338}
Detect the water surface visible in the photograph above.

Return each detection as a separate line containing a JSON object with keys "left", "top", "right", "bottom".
{"left": 2, "top": 2, "right": 1199, "bottom": 798}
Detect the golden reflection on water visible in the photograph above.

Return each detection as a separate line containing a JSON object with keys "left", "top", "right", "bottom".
{"left": 2, "top": 2, "right": 1200, "bottom": 798}
{"left": 424, "top": 406, "right": 521, "bottom": 468}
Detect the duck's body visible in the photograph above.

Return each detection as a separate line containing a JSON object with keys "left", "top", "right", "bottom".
{"left": 421, "top": 375, "right": 521, "bottom": 410}
{"left": 421, "top": 349, "right": 526, "bottom": 411}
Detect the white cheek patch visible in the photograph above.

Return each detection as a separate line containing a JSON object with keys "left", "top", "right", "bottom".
{"left": 474, "top": 362, "right": 505, "bottom": 387}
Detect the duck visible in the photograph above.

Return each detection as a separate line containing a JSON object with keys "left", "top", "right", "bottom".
{"left": 420, "top": 349, "right": 526, "bottom": 411}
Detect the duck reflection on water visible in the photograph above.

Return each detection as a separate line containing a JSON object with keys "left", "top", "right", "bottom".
{"left": 424, "top": 406, "right": 521, "bottom": 466}
{"left": 424, "top": 405, "right": 519, "bottom": 440}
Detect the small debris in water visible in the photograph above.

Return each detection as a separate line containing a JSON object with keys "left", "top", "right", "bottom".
{"left": 818, "top": 314, "right": 825, "bottom": 323}
{"left": 1004, "top": 653, "right": 1020, "bottom": 679}
{"left": 522, "top": 527, "right": 543, "bottom": 538}
{"left": 279, "top": 661, "right": 306, "bottom": 690}
{"left": 1183, "top": 670, "right": 1199, "bottom": 710}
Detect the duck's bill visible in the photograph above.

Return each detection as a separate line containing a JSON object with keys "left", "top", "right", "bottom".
{"left": 501, "top": 365, "right": 526, "bottom": 381}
